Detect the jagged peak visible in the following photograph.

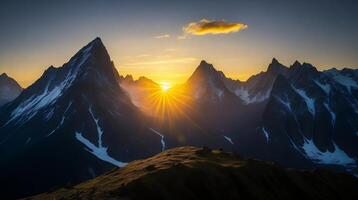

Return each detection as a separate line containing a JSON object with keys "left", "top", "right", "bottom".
{"left": 67, "top": 37, "right": 108, "bottom": 66}
{"left": 291, "top": 60, "right": 301, "bottom": 68}
{"left": 187, "top": 60, "right": 220, "bottom": 84}
{"left": 290, "top": 60, "right": 318, "bottom": 73}
{"left": 124, "top": 74, "right": 134, "bottom": 81}
{"left": 271, "top": 57, "right": 279, "bottom": 64}
{"left": 0, "top": 73, "right": 8, "bottom": 78}
{"left": 267, "top": 58, "right": 287, "bottom": 74}
{"left": 195, "top": 60, "right": 217, "bottom": 74}
{"left": 45, "top": 65, "right": 56, "bottom": 71}
{"left": 302, "top": 62, "right": 318, "bottom": 71}
{"left": 86, "top": 37, "right": 104, "bottom": 49}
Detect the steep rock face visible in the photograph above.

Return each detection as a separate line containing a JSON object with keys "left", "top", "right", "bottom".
{"left": 222, "top": 58, "right": 289, "bottom": 104}
{"left": 26, "top": 147, "right": 358, "bottom": 200}
{"left": 118, "top": 59, "right": 358, "bottom": 176}
{"left": 0, "top": 38, "right": 161, "bottom": 199}
{"left": 260, "top": 62, "right": 358, "bottom": 173}
{"left": 0, "top": 73, "right": 22, "bottom": 106}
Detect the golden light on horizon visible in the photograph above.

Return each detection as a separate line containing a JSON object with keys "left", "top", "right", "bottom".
{"left": 160, "top": 82, "right": 171, "bottom": 92}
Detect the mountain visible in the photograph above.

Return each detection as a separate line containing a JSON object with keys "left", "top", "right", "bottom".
{"left": 25, "top": 146, "right": 358, "bottom": 200}
{"left": 119, "top": 75, "right": 161, "bottom": 111}
{"left": 222, "top": 58, "right": 289, "bottom": 104}
{"left": 0, "top": 73, "right": 22, "bottom": 106}
{"left": 260, "top": 61, "right": 358, "bottom": 174}
{"left": 1, "top": 38, "right": 357, "bottom": 198}
{"left": 118, "top": 59, "right": 358, "bottom": 176}
{"left": 0, "top": 38, "right": 163, "bottom": 199}
{"left": 186, "top": 60, "right": 236, "bottom": 101}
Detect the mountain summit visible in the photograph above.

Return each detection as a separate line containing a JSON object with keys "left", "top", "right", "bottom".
{"left": 0, "top": 73, "right": 22, "bottom": 106}
{"left": 0, "top": 38, "right": 162, "bottom": 199}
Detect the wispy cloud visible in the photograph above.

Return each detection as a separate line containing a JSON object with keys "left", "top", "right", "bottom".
{"left": 177, "top": 35, "right": 188, "bottom": 40}
{"left": 154, "top": 34, "right": 171, "bottom": 39}
{"left": 183, "top": 19, "right": 247, "bottom": 35}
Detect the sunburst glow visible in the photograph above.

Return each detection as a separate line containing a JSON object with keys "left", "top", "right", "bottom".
{"left": 160, "top": 82, "right": 171, "bottom": 92}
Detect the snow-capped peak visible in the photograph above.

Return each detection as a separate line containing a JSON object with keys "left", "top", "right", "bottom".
{"left": 3, "top": 37, "right": 118, "bottom": 126}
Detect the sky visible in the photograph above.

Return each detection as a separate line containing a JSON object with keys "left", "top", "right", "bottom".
{"left": 0, "top": 0, "right": 357, "bottom": 87}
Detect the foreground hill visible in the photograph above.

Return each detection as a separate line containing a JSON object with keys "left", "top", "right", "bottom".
{"left": 26, "top": 146, "right": 358, "bottom": 200}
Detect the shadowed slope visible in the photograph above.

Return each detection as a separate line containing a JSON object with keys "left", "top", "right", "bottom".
{"left": 26, "top": 146, "right": 358, "bottom": 200}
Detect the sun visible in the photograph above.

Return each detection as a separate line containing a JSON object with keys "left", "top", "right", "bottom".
{"left": 160, "top": 82, "right": 171, "bottom": 92}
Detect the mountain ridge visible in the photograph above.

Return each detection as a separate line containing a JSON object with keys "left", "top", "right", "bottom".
{"left": 1, "top": 37, "right": 357, "bottom": 199}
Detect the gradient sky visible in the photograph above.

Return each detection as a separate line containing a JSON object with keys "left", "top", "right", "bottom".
{"left": 0, "top": 0, "right": 357, "bottom": 87}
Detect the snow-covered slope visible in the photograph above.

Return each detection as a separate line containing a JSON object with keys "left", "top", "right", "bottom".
{"left": 0, "top": 38, "right": 162, "bottom": 199}
{"left": 261, "top": 61, "right": 358, "bottom": 174}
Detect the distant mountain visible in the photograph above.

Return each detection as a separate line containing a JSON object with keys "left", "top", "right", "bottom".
{"left": 0, "top": 73, "right": 22, "bottom": 106}
{"left": 260, "top": 61, "right": 358, "bottom": 173}
{"left": 119, "top": 59, "right": 358, "bottom": 176}
{"left": 222, "top": 58, "right": 289, "bottom": 104}
{"left": 186, "top": 60, "right": 236, "bottom": 101}
{"left": 25, "top": 146, "right": 358, "bottom": 200}
{"left": 0, "top": 38, "right": 162, "bottom": 199}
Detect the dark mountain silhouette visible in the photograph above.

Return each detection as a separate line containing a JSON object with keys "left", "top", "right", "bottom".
{"left": 25, "top": 147, "right": 358, "bottom": 200}
{"left": 0, "top": 38, "right": 163, "bottom": 199}
{"left": 0, "top": 38, "right": 357, "bottom": 199}
{"left": 0, "top": 73, "right": 22, "bottom": 106}
{"left": 119, "top": 58, "right": 358, "bottom": 176}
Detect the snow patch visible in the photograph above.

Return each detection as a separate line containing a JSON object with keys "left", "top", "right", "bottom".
{"left": 235, "top": 87, "right": 270, "bottom": 104}
{"left": 302, "top": 138, "right": 355, "bottom": 166}
{"left": 5, "top": 45, "right": 92, "bottom": 126}
{"left": 75, "top": 106, "right": 127, "bottom": 167}
{"left": 88, "top": 107, "right": 104, "bottom": 147}
{"left": 323, "top": 103, "right": 336, "bottom": 126}
{"left": 261, "top": 127, "right": 269, "bottom": 143}
{"left": 291, "top": 85, "right": 316, "bottom": 117}
{"left": 46, "top": 101, "right": 72, "bottom": 137}
{"left": 314, "top": 80, "right": 331, "bottom": 95}
{"left": 329, "top": 73, "right": 358, "bottom": 93}
{"left": 223, "top": 135, "right": 234, "bottom": 144}
{"left": 275, "top": 96, "right": 292, "bottom": 112}
{"left": 75, "top": 132, "right": 127, "bottom": 167}
{"left": 150, "top": 128, "right": 166, "bottom": 151}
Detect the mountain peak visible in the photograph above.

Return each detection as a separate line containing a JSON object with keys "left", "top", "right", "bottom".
{"left": 187, "top": 60, "right": 219, "bottom": 83}
{"left": 0, "top": 73, "right": 9, "bottom": 78}
{"left": 292, "top": 60, "right": 301, "bottom": 68}
{"left": 271, "top": 57, "right": 279, "bottom": 64}
{"left": 267, "top": 58, "right": 287, "bottom": 75}
{"left": 196, "top": 60, "right": 216, "bottom": 74}
{"left": 200, "top": 60, "right": 210, "bottom": 65}
{"left": 88, "top": 37, "right": 104, "bottom": 48}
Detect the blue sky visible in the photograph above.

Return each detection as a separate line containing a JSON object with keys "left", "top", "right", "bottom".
{"left": 1, "top": 0, "right": 357, "bottom": 86}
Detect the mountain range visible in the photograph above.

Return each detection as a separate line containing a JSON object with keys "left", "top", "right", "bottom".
{"left": 0, "top": 38, "right": 357, "bottom": 199}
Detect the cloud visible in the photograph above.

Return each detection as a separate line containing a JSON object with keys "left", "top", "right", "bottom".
{"left": 183, "top": 19, "right": 248, "bottom": 35}
{"left": 154, "top": 34, "right": 171, "bottom": 39}
{"left": 177, "top": 35, "right": 187, "bottom": 40}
